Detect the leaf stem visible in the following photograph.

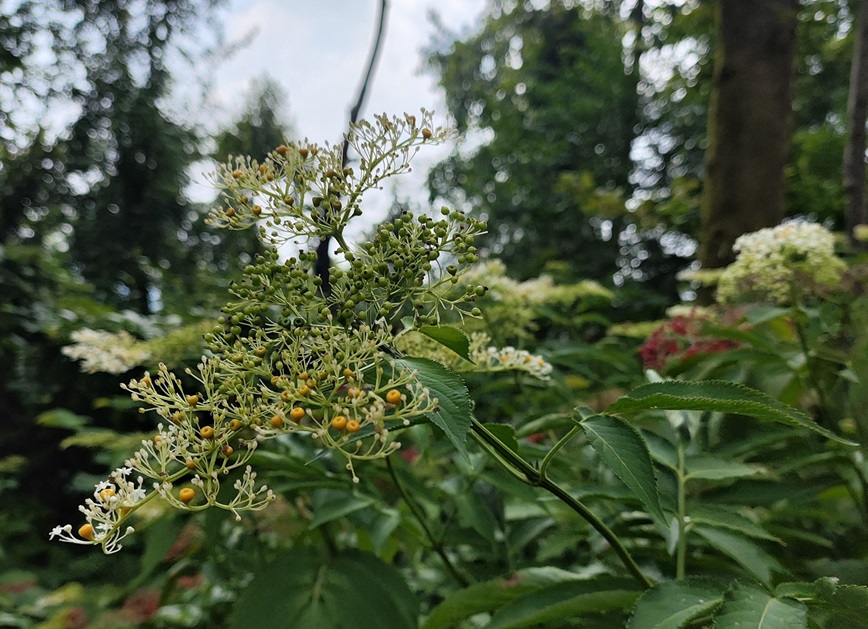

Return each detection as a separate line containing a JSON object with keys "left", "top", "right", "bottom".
{"left": 676, "top": 437, "right": 688, "bottom": 580}
{"left": 470, "top": 419, "right": 654, "bottom": 589}
{"left": 539, "top": 425, "right": 582, "bottom": 481}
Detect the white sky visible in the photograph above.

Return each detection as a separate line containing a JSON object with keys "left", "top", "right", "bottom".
{"left": 188, "top": 0, "right": 489, "bottom": 211}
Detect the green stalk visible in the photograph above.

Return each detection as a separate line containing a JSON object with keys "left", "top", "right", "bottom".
{"left": 470, "top": 419, "right": 654, "bottom": 589}
{"left": 385, "top": 457, "right": 472, "bottom": 587}
{"left": 539, "top": 425, "right": 582, "bottom": 481}
{"left": 676, "top": 438, "right": 688, "bottom": 580}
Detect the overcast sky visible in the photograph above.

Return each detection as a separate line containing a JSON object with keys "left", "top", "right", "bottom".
{"left": 189, "top": 0, "right": 489, "bottom": 209}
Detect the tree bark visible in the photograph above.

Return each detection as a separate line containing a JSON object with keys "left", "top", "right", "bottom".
{"left": 844, "top": 0, "right": 868, "bottom": 247}
{"left": 698, "top": 0, "right": 799, "bottom": 271}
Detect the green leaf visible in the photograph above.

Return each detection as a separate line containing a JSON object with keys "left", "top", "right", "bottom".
{"left": 688, "top": 505, "right": 781, "bottom": 544}
{"left": 694, "top": 526, "right": 787, "bottom": 586}
{"left": 808, "top": 585, "right": 868, "bottom": 629}
{"left": 422, "top": 568, "right": 587, "bottom": 629}
{"left": 395, "top": 357, "right": 472, "bottom": 462}
{"left": 35, "top": 408, "right": 92, "bottom": 430}
{"left": 684, "top": 455, "right": 764, "bottom": 481}
{"left": 579, "top": 414, "right": 667, "bottom": 523}
{"left": 608, "top": 380, "right": 855, "bottom": 445}
{"left": 713, "top": 581, "right": 807, "bottom": 629}
{"left": 627, "top": 578, "right": 724, "bottom": 628}
{"left": 230, "top": 549, "right": 418, "bottom": 629}
{"left": 485, "top": 577, "right": 640, "bottom": 629}
{"left": 309, "top": 489, "right": 375, "bottom": 528}
{"left": 417, "top": 324, "right": 473, "bottom": 363}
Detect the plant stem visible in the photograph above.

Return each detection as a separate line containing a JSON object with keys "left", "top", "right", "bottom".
{"left": 539, "top": 425, "right": 582, "bottom": 481}
{"left": 675, "top": 438, "right": 688, "bottom": 580}
{"left": 470, "top": 419, "right": 654, "bottom": 589}
{"left": 385, "top": 457, "right": 471, "bottom": 587}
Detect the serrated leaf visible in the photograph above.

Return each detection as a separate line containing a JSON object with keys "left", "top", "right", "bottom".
{"left": 608, "top": 380, "right": 855, "bottom": 445}
{"left": 417, "top": 325, "right": 473, "bottom": 363}
{"left": 627, "top": 578, "right": 724, "bottom": 628}
{"left": 809, "top": 585, "right": 868, "bottom": 629}
{"left": 230, "top": 549, "right": 417, "bottom": 629}
{"left": 684, "top": 455, "right": 764, "bottom": 481}
{"left": 395, "top": 357, "right": 472, "bottom": 462}
{"left": 713, "top": 581, "right": 807, "bottom": 629}
{"left": 485, "top": 577, "right": 640, "bottom": 629}
{"left": 694, "top": 526, "right": 787, "bottom": 586}
{"left": 422, "top": 567, "right": 587, "bottom": 629}
{"left": 579, "top": 414, "right": 666, "bottom": 523}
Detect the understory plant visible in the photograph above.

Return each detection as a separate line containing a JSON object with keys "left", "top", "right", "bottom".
{"left": 49, "top": 116, "right": 868, "bottom": 628}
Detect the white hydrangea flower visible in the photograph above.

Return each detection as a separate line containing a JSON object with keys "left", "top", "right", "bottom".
{"left": 717, "top": 221, "right": 846, "bottom": 305}
{"left": 62, "top": 328, "right": 151, "bottom": 374}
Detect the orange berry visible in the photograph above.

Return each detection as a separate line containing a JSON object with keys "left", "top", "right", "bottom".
{"left": 179, "top": 488, "right": 195, "bottom": 504}
{"left": 232, "top": 169, "right": 243, "bottom": 179}
{"left": 185, "top": 460, "right": 196, "bottom": 470}
{"left": 99, "top": 488, "right": 115, "bottom": 502}
{"left": 221, "top": 445, "right": 234, "bottom": 457}
{"left": 280, "top": 391, "right": 292, "bottom": 402}
{"left": 331, "top": 415, "right": 348, "bottom": 431}
{"left": 229, "top": 419, "right": 243, "bottom": 431}
{"left": 78, "top": 523, "right": 94, "bottom": 540}
{"left": 347, "top": 387, "right": 361, "bottom": 399}
{"left": 386, "top": 389, "right": 402, "bottom": 404}
{"left": 275, "top": 145, "right": 288, "bottom": 156}
{"left": 346, "top": 420, "right": 361, "bottom": 433}
{"left": 299, "top": 372, "right": 309, "bottom": 380}
{"left": 290, "top": 407, "right": 305, "bottom": 421}
{"left": 225, "top": 207, "right": 235, "bottom": 217}
{"left": 299, "top": 385, "right": 311, "bottom": 397}
{"left": 200, "top": 426, "right": 215, "bottom": 439}
{"left": 270, "top": 415, "right": 284, "bottom": 429}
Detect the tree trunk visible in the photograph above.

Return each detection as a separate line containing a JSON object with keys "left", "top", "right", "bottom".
{"left": 698, "top": 0, "right": 799, "bottom": 271}
{"left": 844, "top": 0, "right": 868, "bottom": 247}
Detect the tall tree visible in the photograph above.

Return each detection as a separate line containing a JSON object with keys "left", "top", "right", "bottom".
{"left": 843, "top": 0, "right": 868, "bottom": 245}
{"left": 698, "top": 0, "right": 799, "bottom": 270}
{"left": 428, "top": 1, "right": 638, "bottom": 282}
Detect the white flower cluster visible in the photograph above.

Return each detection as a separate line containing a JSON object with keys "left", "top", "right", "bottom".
{"left": 477, "top": 343, "right": 554, "bottom": 380}
{"left": 61, "top": 329, "right": 151, "bottom": 374}
{"left": 49, "top": 467, "right": 146, "bottom": 553}
{"left": 717, "top": 221, "right": 847, "bottom": 305}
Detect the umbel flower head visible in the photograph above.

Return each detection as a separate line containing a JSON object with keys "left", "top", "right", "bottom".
{"left": 52, "top": 112, "right": 489, "bottom": 553}
{"left": 717, "top": 221, "right": 846, "bottom": 306}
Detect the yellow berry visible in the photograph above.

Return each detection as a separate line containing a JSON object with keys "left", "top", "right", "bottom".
{"left": 331, "top": 415, "right": 348, "bottom": 431}
{"left": 343, "top": 368, "right": 355, "bottom": 379}
{"left": 225, "top": 207, "right": 235, "bottom": 217}
{"left": 280, "top": 391, "right": 292, "bottom": 402}
{"left": 251, "top": 205, "right": 262, "bottom": 216}
{"left": 171, "top": 411, "right": 184, "bottom": 424}
{"left": 221, "top": 445, "right": 234, "bottom": 457}
{"left": 200, "top": 426, "right": 215, "bottom": 439}
{"left": 270, "top": 415, "right": 284, "bottom": 429}
{"left": 347, "top": 387, "right": 361, "bottom": 399}
{"left": 346, "top": 420, "right": 361, "bottom": 433}
{"left": 386, "top": 389, "right": 402, "bottom": 405}
{"left": 290, "top": 407, "right": 305, "bottom": 421}
{"left": 78, "top": 523, "right": 94, "bottom": 540}
{"left": 232, "top": 169, "right": 243, "bottom": 179}
{"left": 99, "top": 488, "right": 115, "bottom": 502}
{"left": 179, "top": 488, "right": 195, "bottom": 504}
{"left": 299, "top": 372, "right": 309, "bottom": 381}
{"left": 229, "top": 419, "right": 243, "bottom": 431}
{"left": 186, "top": 394, "right": 199, "bottom": 406}
{"left": 185, "top": 460, "right": 196, "bottom": 470}
{"left": 299, "top": 385, "right": 311, "bottom": 397}
{"left": 140, "top": 376, "right": 152, "bottom": 388}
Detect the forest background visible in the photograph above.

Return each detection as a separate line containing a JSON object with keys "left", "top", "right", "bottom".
{"left": 1, "top": 0, "right": 867, "bottom": 627}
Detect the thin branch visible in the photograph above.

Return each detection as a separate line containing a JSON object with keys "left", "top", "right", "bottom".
{"left": 315, "top": 0, "right": 389, "bottom": 294}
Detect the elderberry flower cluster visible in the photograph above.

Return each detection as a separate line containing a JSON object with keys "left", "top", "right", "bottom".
{"left": 62, "top": 329, "right": 152, "bottom": 374}
{"left": 53, "top": 112, "right": 491, "bottom": 553}
{"left": 717, "top": 221, "right": 846, "bottom": 305}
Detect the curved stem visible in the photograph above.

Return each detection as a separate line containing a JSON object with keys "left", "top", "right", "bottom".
{"left": 539, "top": 425, "right": 582, "bottom": 481}
{"left": 385, "top": 457, "right": 471, "bottom": 587}
{"left": 470, "top": 419, "right": 653, "bottom": 589}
